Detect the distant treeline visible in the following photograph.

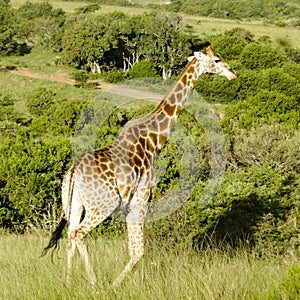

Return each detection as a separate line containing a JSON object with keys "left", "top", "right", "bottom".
{"left": 74, "top": 0, "right": 300, "bottom": 26}
{"left": 159, "top": 0, "right": 300, "bottom": 26}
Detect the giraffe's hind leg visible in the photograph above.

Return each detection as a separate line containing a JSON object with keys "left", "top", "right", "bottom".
{"left": 70, "top": 203, "right": 120, "bottom": 287}
{"left": 66, "top": 198, "right": 83, "bottom": 285}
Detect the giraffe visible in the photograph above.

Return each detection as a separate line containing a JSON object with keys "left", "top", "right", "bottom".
{"left": 42, "top": 42, "right": 237, "bottom": 287}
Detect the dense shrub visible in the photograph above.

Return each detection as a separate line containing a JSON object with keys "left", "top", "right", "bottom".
{"left": 211, "top": 28, "right": 254, "bottom": 60}
{"left": 194, "top": 74, "right": 240, "bottom": 103}
{"left": 0, "top": 95, "right": 16, "bottom": 122}
{"left": 0, "top": 136, "right": 71, "bottom": 232}
{"left": 146, "top": 165, "right": 299, "bottom": 255}
{"left": 101, "top": 69, "right": 127, "bottom": 83}
{"left": 190, "top": 166, "right": 299, "bottom": 253}
{"left": 285, "top": 48, "right": 300, "bottom": 63}
{"left": 128, "top": 60, "right": 158, "bottom": 79}
{"left": 26, "top": 88, "right": 55, "bottom": 116}
{"left": 239, "top": 43, "right": 285, "bottom": 69}
{"left": 223, "top": 90, "right": 299, "bottom": 129}
{"left": 71, "top": 70, "right": 89, "bottom": 88}
{"left": 263, "top": 263, "right": 300, "bottom": 299}
{"left": 231, "top": 125, "right": 300, "bottom": 172}
{"left": 0, "top": 88, "right": 88, "bottom": 232}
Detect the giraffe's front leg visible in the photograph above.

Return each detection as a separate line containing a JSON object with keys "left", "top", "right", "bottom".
{"left": 113, "top": 202, "right": 147, "bottom": 287}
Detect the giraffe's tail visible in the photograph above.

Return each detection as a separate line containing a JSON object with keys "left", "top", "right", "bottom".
{"left": 40, "top": 217, "right": 68, "bottom": 258}
{"left": 41, "top": 166, "right": 75, "bottom": 258}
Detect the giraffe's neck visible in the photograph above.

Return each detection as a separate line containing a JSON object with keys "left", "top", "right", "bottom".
{"left": 150, "top": 57, "right": 203, "bottom": 137}
{"left": 164, "top": 57, "right": 202, "bottom": 106}
{"left": 153, "top": 57, "right": 202, "bottom": 114}
{"left": 112, "top": 58, "right": 204, "bottom": 161}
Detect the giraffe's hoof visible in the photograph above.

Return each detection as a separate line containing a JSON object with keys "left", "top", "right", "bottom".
{"left": 111, "top": 278, "right": 122, "bottom": 288}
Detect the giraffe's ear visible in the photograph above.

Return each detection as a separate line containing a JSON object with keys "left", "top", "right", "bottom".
{"left": 205, "top": 44, "right": 215, "bottom": 56}
{"left": 194, "top": 51, "right": 205, "bottom": 60}
{"left": 197, "top": 41, "right": 211, "bottom": 50}
{"left": 188, "top": 52, "right": 205, "bottom": 62}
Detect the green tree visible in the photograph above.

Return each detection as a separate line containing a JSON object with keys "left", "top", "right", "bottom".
{"left": 62, "top": 12, "right": 194, "bottom": 78}
{"left": 142, "top": 14, "right": 193, "bottom": 79}
{"left": 0, "top": 0, "right": 25, "bottom": 55}
{"left": 15, "top": 1, "right": 66, "bottom": 48}
{"left": 62, "top": 13, "right": 116, "bottom": 73}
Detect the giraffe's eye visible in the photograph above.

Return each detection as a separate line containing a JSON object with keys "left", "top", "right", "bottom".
{"left": 214, "top": 59, "right": 221, "bottom": 63}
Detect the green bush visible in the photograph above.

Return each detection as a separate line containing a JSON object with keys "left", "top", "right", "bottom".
{"left": 0, "top": 95, "right": 16, "bottom": 122}
{"left": 26, "top": 88, "right": 55, "bottom": 116}
{"left": 102, "top": 69, "right": 127, "bottom": 83}
{"left": 223, "top": 90, "right": 299, "bottom": 129}
{"left": 188, "top": 166, "right": 299, "bottom": 253}
{"left": 0, "top": 136, "right": 71, "bottom": 232}
{"left": 194, "top": 74, "right": 240, "bottom": 103}
{"left": 128, "top": 60, "right": 158, "bottom": 79}
{"left": 231, "top": 125, "right": 300, "bottom": 173}
{"left": 240, "top": 43, "right": 285, "bottom": 70}
{"left": 211, "top": 27, "right": 254, "bottom": 60}
{"left": 145, "top": 163, "right": 299, "bottom": 255}
{"left": 70, "top": 70, "right": 89, "bottom": 88}
{"left": 264, "top": 263, "right": 300, "bottom": 299}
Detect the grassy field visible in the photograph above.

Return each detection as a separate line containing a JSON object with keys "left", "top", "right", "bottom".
{"left": 0, "top": 47, "right": 100, "bottom": 99}
{"left": 10, "top": 0, "right": 300, "bottom": 49}
{"left": 187, "top": 15, "right": 300, "bottom": 49}
{"left": 0, "top": 233, "right": 298, "bottom": 300}
{"left": 0, "top": 47, "right": 70, "bottom": 74}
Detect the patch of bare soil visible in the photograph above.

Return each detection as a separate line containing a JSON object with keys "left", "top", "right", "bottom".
{"left": 3, "top": 67, "right": 113, "bottom": 90}
{"left": 8, "top": 68, "right": 76, "bottom": 85}
{"left": 4, "top": 67, "right": 161, "bottom": 102}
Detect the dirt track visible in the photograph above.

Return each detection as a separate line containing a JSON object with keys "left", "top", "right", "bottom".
{"left": 7, "top": 68, "right": 162, "bottom": 102}
{"left": 6, "top": 68, "right": 224, "bottom": 117}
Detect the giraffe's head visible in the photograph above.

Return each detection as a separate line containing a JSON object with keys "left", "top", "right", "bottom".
{"left": 189, "top": 42, "right": 237, "bottom": 80}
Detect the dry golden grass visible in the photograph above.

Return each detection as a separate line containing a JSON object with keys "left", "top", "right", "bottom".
{"left": 0, "top": 233, "right": 296, "bottom": 300}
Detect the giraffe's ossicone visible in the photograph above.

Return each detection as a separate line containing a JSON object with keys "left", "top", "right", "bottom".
{"left": 42, "top": 42, "right": 237, "bottom": 287}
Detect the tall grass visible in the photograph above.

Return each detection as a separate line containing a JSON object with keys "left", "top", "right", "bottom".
{"left": 0, "top": 233, "right": 296, "bottom": 299}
